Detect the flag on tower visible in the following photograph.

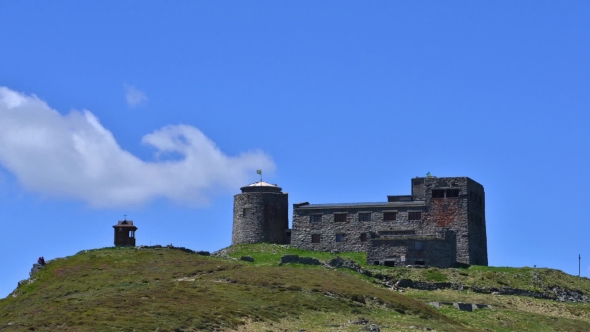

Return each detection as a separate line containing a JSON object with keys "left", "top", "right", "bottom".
{"left": 257, "top": 170, "right": 262, "bottom": 175}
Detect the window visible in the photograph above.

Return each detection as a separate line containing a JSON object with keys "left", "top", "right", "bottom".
{"left": 360, "top": 233, "right": 368, "bottom": 242}
{"left": 383, "top": 212, "right": 397, "bottom": 221}
{"left": 310, "top": 214, "right": 322, "bottom": 223}
{"left": 334, "top": 213, "right": 347, "bottom": 222}
{"left": 432, "top": 189, "right": 445, "bottom": 198}
{"left": 335, "top": 234, "right": 344, "bottom": 242}
{"left": 384, "top": 260, "right": 395, "bottom": 267}
{"left": 433, "top": 189, "right": 459, "bottom": 198}
{"left": 408, "top": 212, "right": 422, "bottom": 220}
{"left": 311, "top": 234, "right": 321, "bottom": 243}
{"left": 358, "top": 213, "right": 372, "bottom": 222}
{"left": 414, "top": 241, "right": 424, "bottom": 251}
{"left": 446, "top": 189, "right": 459, "bottom": 197}
{"left": 243, "top": 208, "right": 251, "bottom": 217}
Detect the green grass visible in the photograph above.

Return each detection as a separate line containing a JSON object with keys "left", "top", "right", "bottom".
{"left": 1, "top": 244, "right": 589, "bottom": 331}
{"left": 424, "top": 268, "right": 449, "bottom": 282}
{"left": 225, "top": 242, "right": 367, "bottom": 266}
{"left": 0, "top": 246, "right": 464, "bottom": 331}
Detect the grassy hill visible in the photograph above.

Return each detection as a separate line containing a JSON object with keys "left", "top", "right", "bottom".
{"left": 1, "top": 244, "right": 589, "bottom": 331}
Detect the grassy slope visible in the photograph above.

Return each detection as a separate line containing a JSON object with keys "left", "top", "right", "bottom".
{"left": 226, "top": 243, "right": 590, "bottom": 294}
{"left": 0, "top": 246, "right": 462, "bottom": 332}
{"left": 1, "top": 244, "right": 589, "bottom": 331}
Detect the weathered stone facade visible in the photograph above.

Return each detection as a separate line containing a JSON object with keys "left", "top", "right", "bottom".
{"left": 291, "top": 176, "right": 487, "bottom": 266}
{"left": 232, "top": 181, "right": 289, "bottom": 245}
{"left": 290, "top": 201, "right": 427, "bottom": 253}
{"left": 232, "top": 176, "right": 488, "bottom": 267}
{"left": 367, "top": 231, "right": 456, "bottom": 268}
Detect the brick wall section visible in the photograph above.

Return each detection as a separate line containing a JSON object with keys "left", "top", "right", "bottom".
{"left": 232, "top": 192, "right": 289, "bottom": 245}
{"left": 367, "top": 231, "right": 456, "bottom": 268}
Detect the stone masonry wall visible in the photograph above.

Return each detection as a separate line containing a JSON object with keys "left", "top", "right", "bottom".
{"left": 232, "top": 192, "right": 289, "bottom": 245}
{"left": 291, "top": 176, "right": 487, "bottom": 266}
{"left": 367, "top": 231, "right": 457, "bottom": 268}
{"left": 467, "top": 179, "right": 487, "bottom": 265}
{"left": 291, "top": 204, "right": 427, "bottom": 252}
{"left": 422, "top": 177, "right": 469, "bottom": 265}
{"left": 420, "top": 177, "right": 487, "bottom": 266}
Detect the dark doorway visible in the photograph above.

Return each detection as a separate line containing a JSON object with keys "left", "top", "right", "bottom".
{"left": 384, "top": 260, "right": 396, "bottom": 267}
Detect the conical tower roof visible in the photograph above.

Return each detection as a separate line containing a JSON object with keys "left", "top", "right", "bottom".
{"left": 240, "top": 181, "right": 282, "bottom": 193}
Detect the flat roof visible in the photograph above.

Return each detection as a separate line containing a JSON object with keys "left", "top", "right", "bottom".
{"left": 296, "top": 201, "right": 425, "bottom": 210}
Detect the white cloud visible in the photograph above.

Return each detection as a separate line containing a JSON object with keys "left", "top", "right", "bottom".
{"left": 125, "top": 85, "right": 147, "bottom": 107}
{"left": 0, "top": 87, "right": 275, "bottom": 208}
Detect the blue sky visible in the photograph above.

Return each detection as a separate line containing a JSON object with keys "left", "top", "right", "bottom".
{"left": 1, "top": 1, "right": 589, "bottom": 298}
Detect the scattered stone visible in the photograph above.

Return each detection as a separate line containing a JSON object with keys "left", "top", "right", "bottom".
{"left": 361, "top": 324, "right": 380, "bottom": 331}
{"left": 280, "top": 255, "right": 300, "bottom": 264}
{"left": 328, "top": 257, "right": 365, "bottom": 273}
{"left": 427, "top": 302, "right": 440, "bottom": 309}
{"left": 299, "top": 257, "right": 321, "bottom": 265}
{"left": 29, "top": 264, "right": 43, "bottom": 277}
{"left": 349, "top": 317, "right": 369, "bottom": 325}
{"left": 395, "top": 279, "right": 413, "bottom": 288}
{"left": 453, "top": 303, "right": 475, "bottom": 312}
{"left": 240, "top": 256, "right": 254, "bottom": 262}
{"left": 279, "top": 255, "right": 321, "bottom": 265}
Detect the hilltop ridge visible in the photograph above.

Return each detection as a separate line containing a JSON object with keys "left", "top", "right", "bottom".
{"left": 1, "top": 244, "right": 590, "bottom": 331}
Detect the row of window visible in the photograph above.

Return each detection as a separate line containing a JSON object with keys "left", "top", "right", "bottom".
{"left": 312, "top": 233, "right": 367, "bottom": 243}
{"left": 432, "top": 189, "right": 460, "bottom": 198}
{"left": 310, "top": 212, "right": 422, "bottom": 222}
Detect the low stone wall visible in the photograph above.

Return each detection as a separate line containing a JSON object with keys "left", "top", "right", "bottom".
{"left": 367, "top": 231, "right": 456, "bottom": 268}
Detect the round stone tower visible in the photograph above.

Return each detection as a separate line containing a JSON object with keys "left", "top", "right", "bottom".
{"left": 232, "top": 181, "right": 289, "bottom": 245}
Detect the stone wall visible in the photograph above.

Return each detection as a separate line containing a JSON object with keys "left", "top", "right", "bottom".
{"left": 467, "top": 178, "right": 488, "bottom": 265}
{"left": 366, "top": 231, "right": 456, "bottom": 268}
{"left": 291, "top": 203, "right": 426, "bottom": 252}
{"left": 420, "top": 177, "right": 487, "bottom": 266}
{"left": 290, "top": 176, "right": 487, "bottom": 266}
{"left": 232, "top": 192, "right": 289, "bottom": 245}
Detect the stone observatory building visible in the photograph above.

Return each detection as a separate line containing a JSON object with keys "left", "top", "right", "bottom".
{"left": 232, "top": 176, "right": 487, "bottom": 268}
{"left": 232, "top": 181, "right": 290, "bottom": 245}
